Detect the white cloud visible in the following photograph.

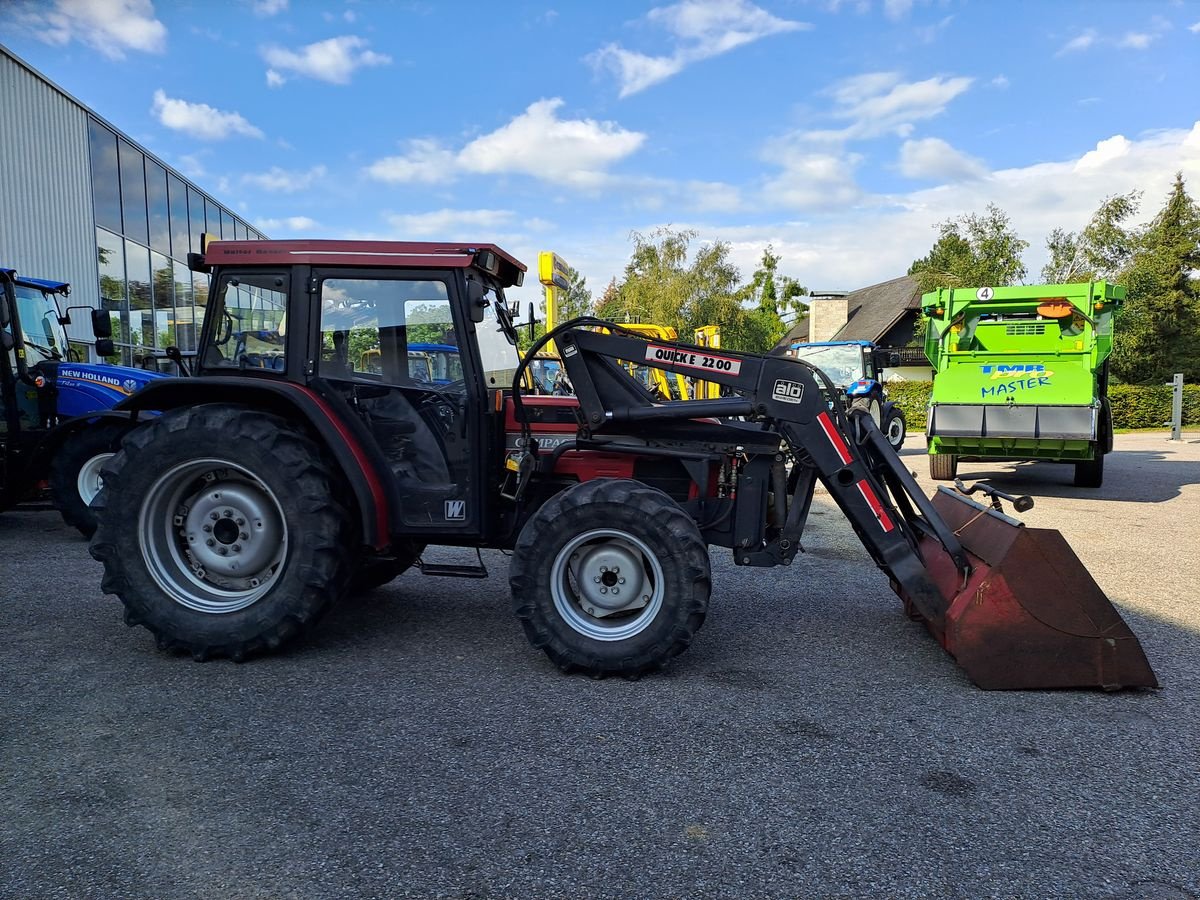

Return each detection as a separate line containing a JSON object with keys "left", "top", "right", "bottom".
{"left": 266, "top": 69, "right": 286, "bottom": 88}
{"left": 685, "top": 181, "right": 744, "bottom": 213}
{"left": 1118, "top": 31, "right": 1155, "bottom": 49}
{"left": 242, "top": 165, "right": 328, "bottom": 193}
{"left": 261, "top": 35, "right": 391, "bottom": 85}
{"left": 255, "top": 216, "right": 318, "bottom": 233}
{"left": 366, "top": 139, "right": 458, "bottom": 185}
{"left": 587, "top": 0, "right": 809, "bottom": 97}
{"left": 151, "top": 90, "right": 264, "bottom": 141}
{"left": 251, "top": 0, "right": 287, "bottom": 16}
{"left": 990, "top": 75, "right": 1009, "bottom": 89}
{"left": 899, "top": 137, "right": 987, "bottom": 182}
{"left": 1057, "top": 29, "right": 1097, "bottom": 55}
{"left": 883, "top": 0, "right": 913, "bottom": 20}
{"left": 759, "top": 146, "right": 864, "bottom": 210}
{"left": 11, "top": 0, "right": 166, "bottom": 60}
{"left": 804, "top": 72, "right": 973, "bottom": 142}
{"left": 384, "top": 209, "right": 516, "bottom": 238}
{"left": 1190, "top": 21, "right": 1200, "bottom": 34}
{"left": 366, "top": 99, "right": 646, "bottom": 189}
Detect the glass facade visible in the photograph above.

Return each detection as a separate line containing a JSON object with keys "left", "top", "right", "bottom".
{"left": 87, "top": 117, "right": 265, "bottom": 367}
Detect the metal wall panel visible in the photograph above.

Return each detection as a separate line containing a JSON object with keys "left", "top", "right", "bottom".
{"left": 0, "top": 48, "right": 98, "bottom": 343}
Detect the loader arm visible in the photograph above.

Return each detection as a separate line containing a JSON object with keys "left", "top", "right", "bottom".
{"left": 531, "top": 321, "right": 1157, "bottom": 690}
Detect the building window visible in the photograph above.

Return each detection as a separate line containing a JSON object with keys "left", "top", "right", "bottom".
{"left": 88, "top": 120, "right": 121, "bottom": 233}
{"left": 118, "top": 139, "right": 148, "bottom": 246}
{"left": 126, "top": 239, "right": 153, "bottom": 357}
{"left": 188, "top": 186, "right": 206, "bottom": 253}
{"left": 168, "top": 174, "right": 189, "bottom": 259}
{"left": 147, "top": 159, "right": 170, "bottom": 256}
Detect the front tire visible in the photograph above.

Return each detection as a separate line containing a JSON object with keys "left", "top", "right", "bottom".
{"left": 509, "top": 479, "right": 710, "bottom": 677}
{"left": 89, "top": 405, "right": 355, "bottom": 661}
{"left": 884, "top": 408, "right": 907, "bottom": 450}
{"left": 50, "top": 422, "right": 130, "bottom": 537}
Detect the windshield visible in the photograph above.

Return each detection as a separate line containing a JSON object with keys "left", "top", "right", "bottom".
{"left": 477, "top": 284, "right": 520, "bottom": 389}
{"left": 13, "top": 284, "right": 69, "bottom": 365}
{"left": 789, "top": 344, "right": 865, "bottom": 387}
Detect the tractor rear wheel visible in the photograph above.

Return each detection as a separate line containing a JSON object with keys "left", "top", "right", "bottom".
{"left": 929, "top": 452, "right": 958, "bottom": 481}
{"left": 89, "top": 405, "right": 354, "bottom": 661}
{"left": 50, "top": 421, "right": 130, "bottom": 538}
{"left": 509, "top": 478, "right": 710, "bottom": 678}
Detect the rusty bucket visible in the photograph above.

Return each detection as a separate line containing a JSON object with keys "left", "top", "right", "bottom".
{"left": 908, "top": 488, "right": 1158, "bottom": 690}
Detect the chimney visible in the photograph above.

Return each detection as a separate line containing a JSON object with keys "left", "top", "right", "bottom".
{"left": 808, "top": 295, "right": 849, "bottom": 342}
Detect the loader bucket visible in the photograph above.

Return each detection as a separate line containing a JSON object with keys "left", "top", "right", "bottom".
{"left": 906, "top": 488, "right": 1158, "bottom": 690}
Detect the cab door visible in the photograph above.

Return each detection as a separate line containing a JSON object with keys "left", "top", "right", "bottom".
{"left": 308, "top": 269, "right": 481, "bottom": 533}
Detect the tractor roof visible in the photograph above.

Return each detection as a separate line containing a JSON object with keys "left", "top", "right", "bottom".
{"left": 0, "top": 267, "right": 70, "bottom": 294}
{"left": 198, "top": 240, "right": 526, "bottom": 287}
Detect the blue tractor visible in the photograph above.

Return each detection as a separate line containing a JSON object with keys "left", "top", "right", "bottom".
{"left": 1, "top": 267, "right": 167, "bottom": 535}
{"left": 787, "top": 340, "right": 907, "bottom": 449}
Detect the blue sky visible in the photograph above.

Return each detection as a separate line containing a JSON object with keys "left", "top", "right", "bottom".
{"left": 6, "top": 0, "right": 1200, "bottom": 312}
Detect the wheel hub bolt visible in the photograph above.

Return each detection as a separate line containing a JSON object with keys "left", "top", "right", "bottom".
{"left": 222, "top": 509, "right": 234, "bottom": 518}
{"left": 206, "top": 539, "right": 215, "bottom": 547}
{"left": 236, "top": 517, "right": 246, "bottom": 526}
{"left": 203, "top": 524, "right": 212, "bottom": 533}
{"left": 600, "top": 587, "right": 609, "bottom": 594}
{"left": 240, "top": 532, "right": 249, "bottom": 541}
{"left": 618, "top": 577, "right": 625, "bottom": 585}
{"left": 231, "top": 544, "right": 241, "bottom": 553}
{"left": 612, "top": 588, "right": 620, "bottom": 595}
{"left": 210, "top": 512, "right": 219, "bottom": 521}
{"left": 593, "top": 576, "right": 601, "bottom": 583}
{"left": 217, "top": 547, "right": 228, "bottom": 556}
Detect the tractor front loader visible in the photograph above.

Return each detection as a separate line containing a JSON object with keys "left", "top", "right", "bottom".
{"left": 89, "top": 238, "right": 1156, "bottom": 690}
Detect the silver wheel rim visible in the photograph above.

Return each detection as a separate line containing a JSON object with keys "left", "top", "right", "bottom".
{"left": 77, "top": 452, "right": 114, "bottom": 506}
{"left": 138, "top": 458, "right": 287, "bottom": 614}
{"left": 887, "top": 415, "right": 905, "bottom": 446}
{"left": 550, "top": 528, "right": 665, "bottom": 641}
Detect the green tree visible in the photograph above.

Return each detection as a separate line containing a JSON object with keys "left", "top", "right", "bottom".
{"left": 1042, "top": 191, "right": 1142, "bottom": 283}
{"left": 557, "top": 263, "right": 593, "bottom": 321}
{"left": 597, "top": 228, "right": 802, "bottom": 352}
{"left": 738, "top": 246, "right": 808, "bottom": 350}
{"left": 1110, "top": 173, "right": 1200, "bottom": 383}
{"left": 908, "top": 204, "right": 1029, "bottom": 292}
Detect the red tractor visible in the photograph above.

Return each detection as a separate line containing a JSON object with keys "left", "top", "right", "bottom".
{"left": 90, "top": 238, "right": 1156, "bottom": 690}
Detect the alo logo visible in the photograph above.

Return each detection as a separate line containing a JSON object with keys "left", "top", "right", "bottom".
{"left": 444, "top": 499, "right": 466, "bottom": 520}
{"left": 772, "top": 379, "right": 805, "bottom": 404}
{"left": 981, "top": 364, "right": 1053, "bottom": 380}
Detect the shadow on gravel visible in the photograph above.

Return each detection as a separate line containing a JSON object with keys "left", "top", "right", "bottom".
{"left": 944, "top": 450, "right": 1200, "bottom": 504}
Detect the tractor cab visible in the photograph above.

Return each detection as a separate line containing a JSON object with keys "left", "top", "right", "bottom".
{"left": 788, "top": 340, "right": 906, "bottom": 448}
{"left": 171, "top": 238, "right": 525, "bottom": 543}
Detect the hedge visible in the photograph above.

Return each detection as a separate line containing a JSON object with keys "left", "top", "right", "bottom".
{"left": 881, "top": 381, "right": 1198, "bottom": 430}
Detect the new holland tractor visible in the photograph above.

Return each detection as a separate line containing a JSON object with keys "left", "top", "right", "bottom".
{"left": 787, "top": 340, "right": 907, "bottom": 450}
{"left": 88, "top": 238, "right": 1156, "bottom": 691}
{"left": 0, "top": 266, "right": 167, "bottom": 535}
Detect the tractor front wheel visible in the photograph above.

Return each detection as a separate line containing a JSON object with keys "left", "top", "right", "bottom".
{"left": 89, "top": 405, "right": 354, "bottom": 661}
{"left": 884, "top": 408, "right": 907, "bottom": 450}
{"left": 50, "top": 421, "right": 131, "bottom": 538}
{"left": 509, "top": 479, "right": 710, "bottom": 677}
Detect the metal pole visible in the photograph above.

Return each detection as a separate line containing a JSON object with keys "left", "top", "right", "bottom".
{"left": 1168, "top": 372, "right": 1183, "bottom": 441}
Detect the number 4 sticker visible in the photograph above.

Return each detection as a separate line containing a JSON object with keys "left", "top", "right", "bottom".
{"left": 976, "top": 287, "right": 995, "bottom": 301}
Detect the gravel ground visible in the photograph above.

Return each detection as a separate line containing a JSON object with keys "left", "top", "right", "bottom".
{"left": 2, "top": 433, "right": 1198, "bottom": 899}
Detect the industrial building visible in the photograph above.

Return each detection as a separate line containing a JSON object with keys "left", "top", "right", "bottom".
{"left": 0, "top": 44, "right": 263, "bottom": 366}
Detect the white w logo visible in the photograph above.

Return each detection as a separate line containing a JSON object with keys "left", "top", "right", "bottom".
{"left": 444, "top": 500, "right": 466, "bottom": 520}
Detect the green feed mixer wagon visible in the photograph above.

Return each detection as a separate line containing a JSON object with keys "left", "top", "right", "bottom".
{"left": 922, "top": 282, "right": 1123, "bottom": 488}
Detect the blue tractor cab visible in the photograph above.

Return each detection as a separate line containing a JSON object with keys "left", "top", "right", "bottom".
{"left": 787, "top": 340, "right": 906, "bottom": 449}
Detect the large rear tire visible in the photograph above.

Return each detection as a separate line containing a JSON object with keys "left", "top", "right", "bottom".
{"left": 509, "top": 479, "right": 710, "bottom": 677}
{"left": 89, "top": 405, "right": 355, "bottom": 661}
{"left": 49, "top": 422, "right": 130, "bottom": 538}
{"left": 929, "top": 452, "right": 958, "bottom": 481}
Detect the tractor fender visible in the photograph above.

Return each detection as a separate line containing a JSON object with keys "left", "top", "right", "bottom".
{"left": 116, "top": 378, "right": 391, "bottom": 549}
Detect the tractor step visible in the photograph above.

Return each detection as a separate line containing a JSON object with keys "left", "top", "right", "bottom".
{"left": 418, "top": 563, "right": 489, "bottom": 578}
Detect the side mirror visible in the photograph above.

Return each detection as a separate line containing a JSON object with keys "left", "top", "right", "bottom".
{"left": 1, "top": 330, "right": 13, "bottom": 352}
{"left": 91, "top": 307, "right": 113, "bottom": 338}
{"left": 0, "top": 293, "right": 10, "bottom": 328}
{"left": 888, "top": 352, "right": 901, "bottom": 368}
{"left": 466, "top": 280, "right": 487, "bottom": 323}
{"left": 95, "top": 338, "right": 115, "bottom": 357}
{"left": 526, "top": 301, "right": 538, "bottom": 341}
